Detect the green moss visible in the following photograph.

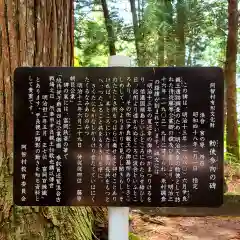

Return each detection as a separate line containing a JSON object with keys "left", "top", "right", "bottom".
{"left": 0, "top": 154, "right": 105, "bottom": 240}
{"left": 44, "top": 224, "right": 57, "bottom": 240}
{"left": 0, "top": 201, "right": 103, "bottom": 240}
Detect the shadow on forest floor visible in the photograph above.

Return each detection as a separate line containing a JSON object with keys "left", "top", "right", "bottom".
{"left": 131, "top": 177, "right": 240, "bottom": 239}
{"left": 130, "top": 165, "right": 240, "bottom": 239}
{"left": 132, "top": 213, "right": 240, "bottom": 240}
{"left": 132, "top": 195, "right": 240, "bottom": 217}
{"left": 132, "top": 174, "right": 240, "bottom": 217}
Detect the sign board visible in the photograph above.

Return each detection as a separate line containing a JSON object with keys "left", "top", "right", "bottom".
{"left": 14, "top": 67, "right": 224, "bottom": 207}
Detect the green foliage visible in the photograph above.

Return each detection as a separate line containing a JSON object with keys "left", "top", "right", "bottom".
{"left": 129, "top": 232, "right": 141, "bottom": 240}
{"left": 74, "top": 0, "right": 233, "bottom": 68}
{"left": 225, "top": 152, "right": 239, "bottom": 165}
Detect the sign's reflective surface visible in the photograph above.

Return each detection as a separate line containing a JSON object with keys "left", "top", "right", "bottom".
{"left": 13, "top": 67, "right": 224, "bottom": 207}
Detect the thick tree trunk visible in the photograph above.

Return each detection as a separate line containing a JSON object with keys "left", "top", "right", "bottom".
{"left": 176, "top": 0, "right": 185, "bottom": 66}
{"left": 0, "top": 1, "right": 104, "bottom": 239}
{"left": 101, "top": 0, "right": 116, "bottom": 56}
{"left": 225, "top": 0, "right": 239, "bottom": 160}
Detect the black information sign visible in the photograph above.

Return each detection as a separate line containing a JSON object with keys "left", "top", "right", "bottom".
{"left": 14, "top": 67, "right": 224, "bottom": 207}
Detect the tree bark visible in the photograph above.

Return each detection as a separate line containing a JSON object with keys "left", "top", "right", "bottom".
{"left": 0, "top": 0, "right": 104, "bottom": 239}
{"left": 101, "top": 0, "right": 116, "bottom": 56}
{"left": 129, "top": 0, "right": 143, "bottom": 66}
{"left": 225, "top": 0, "right": 239, "bottom": 160}
{"left": 176, "top": 0, "right": 185, "bottom": 66}
{"left": 165, "top": 0, "right": 175, "bottom": 66}
{"left": 157, "top": 0, "right": 166, "bottom": 66}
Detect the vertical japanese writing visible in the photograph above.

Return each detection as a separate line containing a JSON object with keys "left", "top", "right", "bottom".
{"left": 139, "top": 77, "right": 146, "bottom": 202}
{"left": 90, "top": 78, "right": 97, "bottom": 203}
{"left": 41, "top": 94, "right": 49, "bottom": 199}
{"left": 49, "top": 76, "right": 55, "bottom": 190}
{"left": 111, "top": 77, "right": 118, "bottom": 202}
{"left": 34, "top": 76, "right": 41, "bottom": 202}
{"left": 15, "top": 67, "right": 224, "bottom": 207}
{"left": 119, "top": 77, "right": 125, "bottom": 203}
{"left": 87, "top": 80, "right": 94, "bottom": 201}
{"left": 104, "top": 78, "right": 111, "bottom": 203}
{"left": 76, "top": 81, "right": 83, "bottom": 201}
{"left": 192, "top": 111, "right": 199, "bottom": 191}
{"left": 34, "top": 111, "right": 41, "bottom": 202}
{"left": 209, "top": 140, "right": 218, "bottom": 190}
{"left": 181, "top": 79, "right": 189, "bottom": 202}
{"left": 125, "top": 76, "right": 132, "bottom": 203}
{"left": 132, "top": 78, "right": 140, "bottom": 202}
{"left": 93, "top": 82, "right": 102, "bottom": 186}
{"left": 28, "top": 76, "right": 34, "bottom": 114}
{"left": 209, "top": 82, "right": 217, "bottom": 187}
{"left": 70, "top": 75, "right": 76, "bottom": 103}
{"left": 153, "top": 79, "right": 160, "bottom": 175}
{"left": 209, "top": 83, "right": 216, "bottom": 128}
{"left": 199, "top": 113, "right": 206, "bottom": 170}
{"left": 168, "top": 77, "right": 175, "bottom": 202}
{"left": 174, "top": 77, "right": 181, "bottom": 203}
{"left": 55, "top": 75, "right": 62, "bottom": 203}
{"left": 36, "top": 77, "right": 40, "bottom": 107}
{"left": 160, "top": 76, "right": 167, "bottom": 203}
{"left": 20, "top": 144, "right": 27, "bottom": 202}
{"left": 146, "top": 80, "right": 153, "bottom": 203}
{"left": 63, "top": 77, "right": 70, "bottom": 161}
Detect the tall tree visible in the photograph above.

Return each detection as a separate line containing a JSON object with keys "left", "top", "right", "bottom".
{"left": 0, "top": 0, "right": 104, "bottom": 239}
{"left": 163, "top": 0, "right": 174, "bottom": 66}
{"left": 101, "top": 0, "right": 116, "bottom": 55}
{"left": 176, "top": 0, "right": 186, "bottom": 66}
{"left": 129, "top": 0, "right": 144, "bottom": 66}
{"left": 225, "top": 0, "right": 239, "bottom": 160}
{"left": 156, "top": 0, "right": 166, "bottom": 66}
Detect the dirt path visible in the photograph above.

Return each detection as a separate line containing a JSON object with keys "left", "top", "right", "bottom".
{"left": 132, "top": 166, "right": 240, "bottom": 239}
{"left": 132, "top": 213, "right": 240, "bottom": 240}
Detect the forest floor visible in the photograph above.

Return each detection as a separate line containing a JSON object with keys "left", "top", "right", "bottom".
{"left": 132, "top": 164, "right": 240, "bottom": 240}
{"left": 132, "top": 213, "right": 240, "bottom": 240}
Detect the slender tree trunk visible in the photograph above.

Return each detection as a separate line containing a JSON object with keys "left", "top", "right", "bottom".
{"left": 165, "top": 0, "right": 175, "bottom": 66}
{"left": 101, "top": 0, "right": 116, "bottom": 56}
{"left": 0, "top": 1, "right": 104, "bottom": 239}
{"left": 225, "top": 0, "right": 239, "bottom": 160}
{"left": 176, "top": 0, "right": 185, "bottom": 66}
{"left": 157, "top": 0, "right": 166, "bottom": 66}
{"left": 129, "top": 0, "right": 143, "bottom": 66}
{"left": 137, "top": 0, "right": 141, "bottom": 23}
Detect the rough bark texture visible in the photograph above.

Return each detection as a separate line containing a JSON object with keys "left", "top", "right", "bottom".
{"left": 101, "top": 0, "right": 116, "bottom": 56}
{"left": 0, "top": 0, "right": 105, "bottom": 239}
{"left": 225, "top": 0, "right": 239, "bottom": 160}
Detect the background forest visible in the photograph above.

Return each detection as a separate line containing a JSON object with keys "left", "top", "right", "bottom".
{"left": 74, "top": 0, "right": 240, "bottom": 174}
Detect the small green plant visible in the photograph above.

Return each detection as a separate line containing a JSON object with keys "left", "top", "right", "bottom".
{"left": 129, "top": 232, "right": 141, "bottom": 240}
{"left": 224, "top": 150, "right": 240, "bottom": 191}
{"left": 224, "top": 152, "right": 239, "bottom": 164}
